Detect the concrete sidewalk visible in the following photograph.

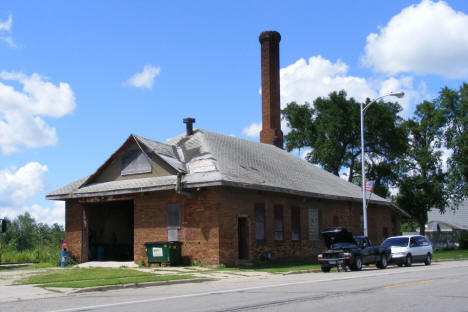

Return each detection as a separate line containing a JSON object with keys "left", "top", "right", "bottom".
{"left": 0, "top": 267, "right": 75, "bottom": 303}
{"left": 0, "top": 262, "right": 272, "bottom": 303}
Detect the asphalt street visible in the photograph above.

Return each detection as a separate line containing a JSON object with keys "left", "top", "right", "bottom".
{"left": 2, "top": 260, "right": 468, "bottom": 312}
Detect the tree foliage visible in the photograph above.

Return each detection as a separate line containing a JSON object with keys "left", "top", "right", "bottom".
{"left": 0, "top": 213, "right": 64, "bottom": 252}
{"left": 437, "top": 84, "right": 468, "bottom": 202}
{"left": 282, "top": 90, "right": 407, "bottom": 197}
{"left": 396, "top": 101, "right": 447, "bottom": 235}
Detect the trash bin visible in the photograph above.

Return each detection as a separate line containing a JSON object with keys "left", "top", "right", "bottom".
{"left": 97, "top": 245, "right": 105, "bottom": 261}
{"left": 144, "top": 241, "right": 182, "bottom": 265}
{"left": 60, "top": 250, "right": 71, "bottom": 267}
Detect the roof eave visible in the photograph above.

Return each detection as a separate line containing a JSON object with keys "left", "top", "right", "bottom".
{"left": 46, "top": 178, "right": 410, "bottom": 217}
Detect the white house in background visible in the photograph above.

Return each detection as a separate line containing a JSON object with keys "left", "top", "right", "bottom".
{"left": 426, "top": 199, "right": 468, "bottom": 232}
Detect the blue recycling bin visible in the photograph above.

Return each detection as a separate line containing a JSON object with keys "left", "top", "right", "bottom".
{"left": 97, "top": 245, "right": 105, "bottom": 261}
{"left": 60, "top": 250, "right": 71, "bottom": 267}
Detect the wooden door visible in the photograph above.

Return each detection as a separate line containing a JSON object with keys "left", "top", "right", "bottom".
{"left": 238, "top": 217, "right": 249, "bottom": 260}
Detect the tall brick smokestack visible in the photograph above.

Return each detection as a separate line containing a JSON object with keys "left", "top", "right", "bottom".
{"left": 259, "top": 30, "right": 283, "bottom": 149}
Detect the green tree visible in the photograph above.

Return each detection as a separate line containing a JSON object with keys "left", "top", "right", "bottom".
{"left": 282, "top": 90, "right": 407, "bottom": 197}
{"left": 7, "top": 213, "right": 39, "bottom": 251}
{"left": 437, "top": 84, "right": 468, "bottom": 202}
{"left": 0, "top": 213, "right": 64, "bottom": 251}
{"left": 396, "top": 101, "right": 447, "bottom": 235}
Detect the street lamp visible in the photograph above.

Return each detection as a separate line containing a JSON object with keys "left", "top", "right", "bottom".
{"left": 361, "top": 91, "right": 404, "bottom": 236}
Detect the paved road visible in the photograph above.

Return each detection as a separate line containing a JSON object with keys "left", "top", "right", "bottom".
{"left": 3, "top": 261, "right": 468, "bottom": 312}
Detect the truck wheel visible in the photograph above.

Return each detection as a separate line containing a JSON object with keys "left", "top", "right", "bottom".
{"left": 424, "top": 253, "right": 432, "bottom": 266}
{"left": 377, "top": 254, "right": 388, "bottom": 269}
{"left": 404, "top": 254, "right": 412, "bottom": 267}
{"left": 321, "top": 266, "right": 331, "bottom": 273}
{"left": 351, "top": 256, "right": 362, "bottom": 271}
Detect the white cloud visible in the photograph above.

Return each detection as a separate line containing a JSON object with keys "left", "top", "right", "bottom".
{"left": 0, "top": 202, "right": 65, "bottom": 226}
{"left": 439, "top": 147, "right": 453, "bottom": 172}
{"left": 0, "top": 162, "right": 48, "bottom": 207}
{"left": 0, "top": 13, "right": 12, "bottom": 32}
{"left": 363, "top": 0, "right": 468, "bottom": 78}
{"left": 29, "top": 201, "right": 65, "bottom": 226}
{"left": 280, "top": 56, "right": 377, "bottom": 106}
{"left": 0, "top": 36, "right": 16, "bottom": 48}
{"left": 242, "top": 122, "right": 261, "bottom": 138}
{"left": 243, "top": 55, "right": 423, "bottom": 138}
{"left": 245, "top": 57, "right": 375, "bottom": 138}
{"left": 0, "top": 162, "right": 64, "bottom": 225}
{"left": 378, "top": 76, "right": 428, "bottom": 117}
{"left": 0, "top": 71, "right": 76, "bottom": 154}
{"left": 279, "top": 56, "right": 421, "bottom": 112}
{"left": 0, "top": 13, "right": 17, "bottom": 48}
{"left": 125, "top": 64, "right": 161, "bottom": 89}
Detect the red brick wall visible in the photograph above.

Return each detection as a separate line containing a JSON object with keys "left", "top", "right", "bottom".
{"left": 178, "top": 191, "right": 220, "bottom": 265}
{"left": 259, "top": 31, "right": 283, "bottom": 148}
{"left": 133, "top": 190, "right": 220, "bottom": 266}
{"left": 133, "top": 192, "right": 174, "bottom": 265}
{"left": 64, "top": 199, "right": 83, "bottom": 262}
{"left": 368, "top": 204, "right": 401, "bottom": 245}
{"left": 215, "top": 187, "right": 327, "bottom": 264}
{"left": 64, "top": 186, "right": 401, "bottom": 266}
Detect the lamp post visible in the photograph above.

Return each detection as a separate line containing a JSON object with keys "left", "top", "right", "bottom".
{"left": 361, "top": 91, "right": 404, "bottom": 236}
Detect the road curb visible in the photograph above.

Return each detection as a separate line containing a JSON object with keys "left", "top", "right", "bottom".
{"left": 433, "top": 257, "right": 468, "bottom": 262}
{"left": 71, "top": 277, "right": 217, "bottom": 293}
{"left": 282, "top": 258, "right": 468, "bottom": 275}
{"left": 282, "top": 269, "right": 321, "bottom": 275}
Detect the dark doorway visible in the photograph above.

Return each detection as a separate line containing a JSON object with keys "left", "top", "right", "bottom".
{"left": 238, "top": 217, "right": 249, "bottom": 260}
{"left": 86, "top": 200, "right": 134, "bottom": 261}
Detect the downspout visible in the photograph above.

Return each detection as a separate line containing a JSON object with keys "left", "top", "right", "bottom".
{"left": 176, "top": 173, "right": 193, "bottom": 198}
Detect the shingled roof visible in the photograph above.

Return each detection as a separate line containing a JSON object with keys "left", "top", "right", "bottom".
{"left": 427, "top": 199, "right": 468, "bottom": 230}
{"left": 46, "top": 129, "right": 407, "bottom": 215}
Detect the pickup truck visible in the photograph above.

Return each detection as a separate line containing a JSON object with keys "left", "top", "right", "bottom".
{"left": 317, "top": 227, "right": 390, "bottom": 272}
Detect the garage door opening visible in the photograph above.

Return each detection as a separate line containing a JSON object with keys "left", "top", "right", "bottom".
{"left": 85, "top": 200, "right": 134, "bottom": 261}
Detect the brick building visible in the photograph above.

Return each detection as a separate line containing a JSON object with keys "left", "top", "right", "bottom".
{"left": 47, "top": 31, "right": 408, "bottom": 265}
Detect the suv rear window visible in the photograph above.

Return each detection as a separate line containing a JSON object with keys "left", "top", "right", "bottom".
{"left": 382, "top": 237, "right": 409, "bottom": 247}
{"left": 415, "top": 236, "right": 430, "bottom": 246}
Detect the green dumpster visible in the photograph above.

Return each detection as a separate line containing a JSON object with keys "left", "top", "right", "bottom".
{"left": 144, "top": 241, "right": 182, "bottom": 265}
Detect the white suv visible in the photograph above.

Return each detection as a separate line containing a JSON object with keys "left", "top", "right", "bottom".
{"left": 381, "top": 235, "right": 433, "bottom": 266}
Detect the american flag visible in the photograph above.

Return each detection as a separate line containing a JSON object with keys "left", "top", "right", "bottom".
{"left": 365, "top": 180, "right": 375, "bottom": 192}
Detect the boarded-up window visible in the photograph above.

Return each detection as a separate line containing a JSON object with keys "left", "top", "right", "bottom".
{"left": 255, "top": 203, "right": 265, "bottom": 240}
{"left": 291, "top": 206, "right": 300, "bottom": 241}
{"left": 167, "top": 204, "right": 181, "bottom": 241}
{"left": 308, "top": 207, "right": 319, "bottom": 240}
{"left": 274, "top": 205, "right": 283, "bottom": 241}
{"left": 121, "top": 149, "right": 151, "bottom": 175}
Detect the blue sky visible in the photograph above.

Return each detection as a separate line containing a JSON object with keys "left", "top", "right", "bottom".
{"left": 1, "top": 0, "right": 468, "bottom": 225}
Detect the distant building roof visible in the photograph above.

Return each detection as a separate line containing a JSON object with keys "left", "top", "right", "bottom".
{"left": 427, "top": 199, "right": 468, "bottom": 230}
{"left": 47, "top": 129, "right": 407, "bottom": 216}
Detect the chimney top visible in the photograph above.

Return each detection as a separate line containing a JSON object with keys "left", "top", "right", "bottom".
{"left": 183, "top": 118, "right": 195, "bottom": 136}
{"left": 259, "top": 31, "right": 281, "bottom": 43}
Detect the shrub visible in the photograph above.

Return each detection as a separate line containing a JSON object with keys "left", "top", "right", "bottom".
{"left": 460, "top": 232, "right": 468, "bottom": 249}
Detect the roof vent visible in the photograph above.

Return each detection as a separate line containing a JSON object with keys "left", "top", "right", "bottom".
{"left": 183, "top": 118, "right": 196, "bottom": 136}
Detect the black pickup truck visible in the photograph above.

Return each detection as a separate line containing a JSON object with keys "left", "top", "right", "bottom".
{"left": 317, "top": 227, "right": 390, "bottom": 272}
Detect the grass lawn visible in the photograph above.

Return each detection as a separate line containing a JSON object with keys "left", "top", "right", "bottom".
{"left": 17, "top": 267, "right": 196, "bottom": 288}
{"left": 216, "top": 262, "right": 321, "bottom": 274}
{"left": 433, "top": 248, "right": 468, "bottom": 261}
